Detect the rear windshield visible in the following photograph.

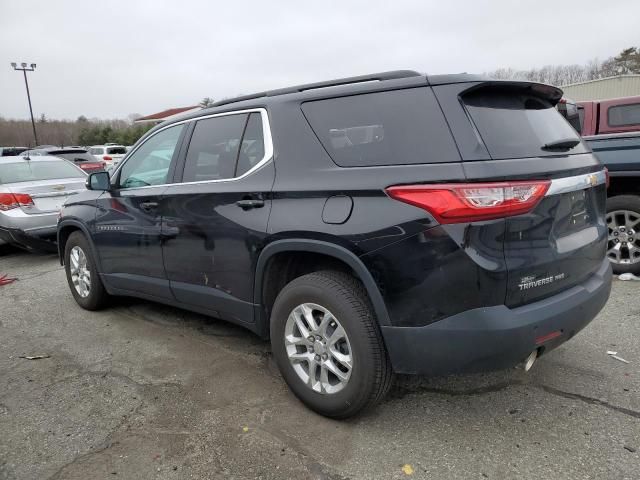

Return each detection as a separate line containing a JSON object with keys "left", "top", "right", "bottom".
{"left": 53, "top": 151, "right": 96, "bottom": 162}
{"left": 302, "top": 87, "right": 460, "bottom": 166}
{"left": 0, "top": 160, "right": 85, "bottom": 184}
{"left": 107, "top": 147, "right": 127, "bottom": 155}
{"left": 463, "top": 87, "right": 588, "bottom": 159}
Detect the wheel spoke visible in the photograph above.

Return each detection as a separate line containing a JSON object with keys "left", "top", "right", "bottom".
{"left": 323, "top": 358, "right": 349, "bottom": 381}
{"left": 329, "top": 347, "right": 352, "bottom": 370}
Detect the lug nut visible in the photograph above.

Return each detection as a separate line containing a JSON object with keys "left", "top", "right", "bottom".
{"left": 316, "top": 335, "right": 322, "bottom": 341}
{"left": 315, "top": 354, "right": 321, "bottom": 361}
{"left": 309, "top": 347, "right": 314, "bottom": 353}
{"left": 614, "top": 231, "right": 619, "bottom": 236}
{"left": 308, "top": 336, "right": 315, "bottom": 343}
{"left": 321, "top": 353, "right": 328, "bottom": 360}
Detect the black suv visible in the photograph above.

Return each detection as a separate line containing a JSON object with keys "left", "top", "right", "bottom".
{"left": 58, "top": 71, "right": 612, "bottom": 418}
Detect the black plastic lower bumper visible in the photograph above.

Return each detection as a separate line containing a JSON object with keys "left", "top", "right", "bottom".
{"left": 381, "top": 259, "right": 612, "bottom": 375}
{"left": 0, "top": 226, "right": 57, "bottom": 252}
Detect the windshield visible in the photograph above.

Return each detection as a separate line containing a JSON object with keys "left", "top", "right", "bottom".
{"left": 0, "top": 160, "right": 85, "bottom": 184}
{"left": 463, "top": 87, "right": 588, "bottom": 159}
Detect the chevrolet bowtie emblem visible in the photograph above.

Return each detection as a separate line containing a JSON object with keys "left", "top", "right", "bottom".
{"left": 587, "top": 174, "right": 597, "bottom": 187}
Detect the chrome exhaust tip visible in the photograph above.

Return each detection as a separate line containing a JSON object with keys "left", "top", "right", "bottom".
{"left": 524, "top": 350, "right": 538, "bottom": 372}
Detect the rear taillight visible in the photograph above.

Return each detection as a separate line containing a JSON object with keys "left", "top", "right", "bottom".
{"left": 103, "top": 155, "right": 112, "bottom": 161}
{"left": 386, "top": 181, "right": 550, "bottom": 224}
{"left": 79, "top": 162, "right": 102, "bottom": 170}
{"left": 0, "top": 192, "right": 35, "bottom": 211}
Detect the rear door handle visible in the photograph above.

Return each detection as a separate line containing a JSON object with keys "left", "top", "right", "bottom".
{"left": 140, "top": 201, "right": 158, "bottom": 211}
{"left": 236, "top": 198, "right": 265, "bottom": 210}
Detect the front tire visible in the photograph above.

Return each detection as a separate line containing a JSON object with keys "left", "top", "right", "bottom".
{"left": 606, "top": 195, "right": 640, "bottom": 275}
{"left": 270, "top": 270, "right": 392, "bottom": 418}
{"left": 64, "top": 231, "right": 109, "bottom": 310}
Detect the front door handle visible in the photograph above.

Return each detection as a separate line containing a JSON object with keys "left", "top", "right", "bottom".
{"left": 236, "top": 198, "right": 265, "bottom": 210}
{"left": 140, "top": 201, "right": 158, "bottom": 211}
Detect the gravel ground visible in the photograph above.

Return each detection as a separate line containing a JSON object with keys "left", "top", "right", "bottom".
{"left": 0, "top": 245, "right": 638, "bottom": 480}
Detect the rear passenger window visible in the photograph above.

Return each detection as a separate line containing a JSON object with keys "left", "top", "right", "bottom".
{"left": 182, "top": 114, "right": 248, "bottom": 182}
{"left": 608, "top": 103, "right": 640, "bottom": 127}
{"left": 301, "top": 88, "right": 459, "bottom": 167}
{"left": 235, "top": 113, "right": 265, "bottom": 177}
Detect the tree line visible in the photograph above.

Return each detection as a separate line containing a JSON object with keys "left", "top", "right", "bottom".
{"left": 0, "top": 116, "right": 154, "bottom": 148}
{"left": 487, "top": 47, "right": 640, "bottom": 85}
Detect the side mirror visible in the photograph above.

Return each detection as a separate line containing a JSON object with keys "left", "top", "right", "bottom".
{"left": 86, "top": 171, "right": 110, "bottom": 191}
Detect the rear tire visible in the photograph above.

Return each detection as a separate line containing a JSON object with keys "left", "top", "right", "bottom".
{"left": 270, "top": 270, "right": 393, "bottom": 418}
{"left": 64, "top": 231, "right": 109, "bottom": 310}
{"left": 606, "top": 195, "right": 640, "bottom": 275}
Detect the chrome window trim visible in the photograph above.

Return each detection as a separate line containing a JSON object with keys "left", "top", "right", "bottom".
{"left": 545, "top": 169, "right": 606, "bottom": 196}
{"left": 111, "top": 108, "right": 273, "bottom": 191}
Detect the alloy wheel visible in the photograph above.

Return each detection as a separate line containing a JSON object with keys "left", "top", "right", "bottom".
{"left": 69, "top": 246, "right": 91, "bottom": 297}
{"left": 607, "top": 209, "right": 640, "bottom": 265}
{"left": 284, "top": 303, "right": 353, "bottom": 394}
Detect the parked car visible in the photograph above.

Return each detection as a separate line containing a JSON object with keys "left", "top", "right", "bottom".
{"left": 1, "top": 155, "right": 86, "bottom": 251}
{"left": 24, "top": 147, "right": 106, "bottom": 173}
{"left": 0, "top": 147, "right": 28, "bottom": 157}
{"left": 88, "top": 145, "right": 127, "bottom": 171}
{"left": 558, "top": 96, "right": 640, "bottom": 274}
{"left": 58, "top": 71, "right": 611, "bottom": 418}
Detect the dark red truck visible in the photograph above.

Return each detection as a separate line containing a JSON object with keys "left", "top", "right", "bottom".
{"left": 559, "top": 95, "right": 640, "bottom": 275}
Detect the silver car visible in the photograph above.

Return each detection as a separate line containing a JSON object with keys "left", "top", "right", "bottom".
{"left": 0, "top": 155, "right": 86, "bottom": 250}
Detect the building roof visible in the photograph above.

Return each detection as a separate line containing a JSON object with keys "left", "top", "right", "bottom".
{"left": 134, "top": 106, "right": 200, "bottom": 123}
{"left": 560, "top": 74, "right": 640, "bottom": 88}
{"left": 560, "top": 75, "right": 640, "bottom": 101}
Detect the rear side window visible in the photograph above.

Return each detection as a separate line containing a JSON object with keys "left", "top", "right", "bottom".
{"left": 302, "top": 88, "right": 460, "bottom": 167}
{"left": 89, "top": 148, "right": 103, "bottom": 155}
{"left": 0, "top": 161, "right": 84, "bottom": 183}
{"left": 235, "top": 113, "right": 265, "bottom": 177}
{"left": 182, "top": 114, "right": 247, "bottom": 182}
{"left": 463, "top": 87, "right": 588, "bottom": 159}
{"left": 608, "top": 103, "right": 640, "bottom": 127}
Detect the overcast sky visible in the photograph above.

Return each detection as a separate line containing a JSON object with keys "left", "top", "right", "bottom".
{"left": 1, "top": 0, "right": 638, "bottom": 120}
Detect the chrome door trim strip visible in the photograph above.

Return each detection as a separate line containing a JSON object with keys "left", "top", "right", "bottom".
{"left": 546, "top": 169, "right": 606, "bottom": 196}
{"left": 110, "top": 108, "right": 273, "bottom": 191}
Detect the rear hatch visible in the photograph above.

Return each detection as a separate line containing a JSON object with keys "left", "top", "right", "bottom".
{"left": 436, "top": 81, "right": 607, "bottom": 307}
{"left": 0, "top": 159, "right": 86, "bottom": 214}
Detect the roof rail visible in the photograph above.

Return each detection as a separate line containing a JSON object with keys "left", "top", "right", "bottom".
{"left": 211, "top": 70, "right": 423, "bottom": 108}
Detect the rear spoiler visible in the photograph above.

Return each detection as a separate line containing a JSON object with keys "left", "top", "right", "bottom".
{"left": 457, "top": 81, "right": 564, "bottom": 106}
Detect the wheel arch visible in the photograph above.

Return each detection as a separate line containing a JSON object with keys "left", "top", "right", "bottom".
{"left": 253, "top": 239, "right": 391, "bottom": 337}
{"left": 57, "top": 220, "right": 102, "bottom": 271}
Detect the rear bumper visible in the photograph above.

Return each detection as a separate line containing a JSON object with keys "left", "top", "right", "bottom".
{"left": 0, "top": 225, "right": 58, "bottom": 251}
{"left": 381, "top": 258, "right": 612, "bottom": 375}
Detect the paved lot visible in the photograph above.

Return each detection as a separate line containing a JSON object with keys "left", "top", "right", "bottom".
{"left": 0, "top": 245, "right": 638, "bottom": 480}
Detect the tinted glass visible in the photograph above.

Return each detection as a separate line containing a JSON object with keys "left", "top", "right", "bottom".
{"left": 302, "top": 87, "right": 459, "bottom": 166}
{"left": 107, "top": 147, "right": 127, "bottom": 155}
{"left": 608, "top": 103, "right": 640, "bottom": 127}
{"left": 182, "top": 114, "right": 247, "bottom": 182}
{"left": 463, "top": 88, "right": 588, "bottom": 159}
{"left": 119, "top": 124, "right": 184, "bottom": 188}
{"left": 89, "top": 148, "right": 104, "bottom": 155}
{"left": 0, "top": 160, "right": 85, "bottom": 184}
{"left": 235, "top": 113, "right": 265, "bottom": 177}
{"left": 51, "top": 151, "right": 96, "bottom": 162}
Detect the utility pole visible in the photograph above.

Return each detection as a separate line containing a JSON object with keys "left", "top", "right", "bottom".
{"left": 10, "top": 62, "right": 38, "bottom": 146}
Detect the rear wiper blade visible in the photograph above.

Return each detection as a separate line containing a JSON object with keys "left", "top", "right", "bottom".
{"left": 542, "top": 138, "right": 581, "bottom": 151}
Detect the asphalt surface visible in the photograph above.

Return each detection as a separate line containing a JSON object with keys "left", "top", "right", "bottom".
{"left": 0, "top": 245, "right": 638, "bottom": 480}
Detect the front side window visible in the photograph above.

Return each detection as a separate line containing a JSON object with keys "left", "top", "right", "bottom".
{"left": 608, "top": 103, "right": 640, "bottom": 127}
{"left": 182, "top": 114, "right": 248, "bottom": 182}
{"left": 118, "top": 124, "right": 184, "bottom": 189}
